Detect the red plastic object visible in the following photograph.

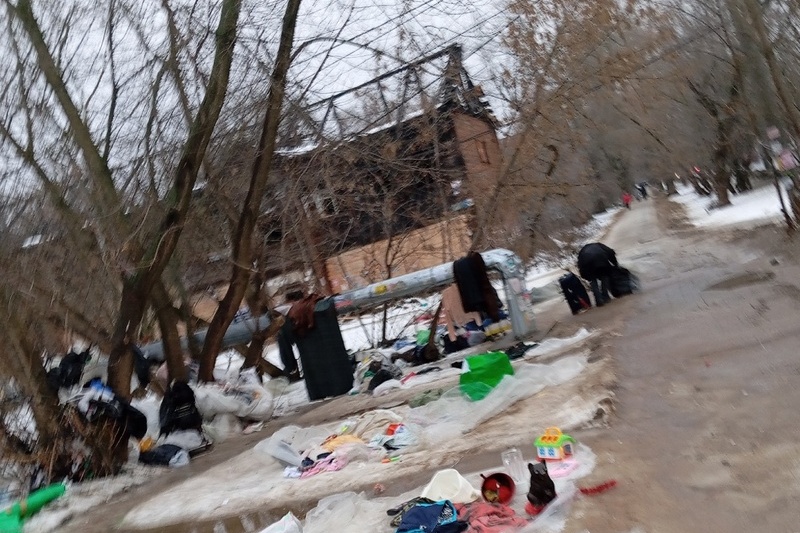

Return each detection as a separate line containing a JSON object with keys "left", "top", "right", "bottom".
{"left": 578, "top": 479, "right": 618, "bottom": 496}
{"left": 525, "top": 501, "right": 545, "bottom": 516}
{"left": 386, "top": 423, "right": 401, "bottom": 435}
{"left": 480, "top": 473, "right": 515, "bottom": 504}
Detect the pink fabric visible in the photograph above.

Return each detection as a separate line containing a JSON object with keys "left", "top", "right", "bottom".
{"left": 299, "top": 454, "right": 349, "bottom": 478}
{"left": 455, "top": 502, "right": 529, "bottom": 533}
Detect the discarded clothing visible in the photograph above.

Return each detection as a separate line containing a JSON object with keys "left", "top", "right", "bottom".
{"left": 321, "top": 434, "right": 364, "bottom": 453}
{"left": 388, "top": 497, "right": 436, "bottom": 528}
{"left": 47, "top": 348, "right": 92, "bottom": 390}
{"left": 75, "top": 386, "right": 148, "bottom": 439}
{"left": 453, "top": 252, "right": 501, "bottom": 322}
{"left": 455, "top": 502, "right": 528, "bottom": 533}
{"left": 342, "top": 409, "right": 403, "bottom": 440}
{"left": 505, "top": 342, "right": 537, "bottom": 360}
{"left": 442, "top": 284, "right": 483, "bottom": 341}
{"left": 299, "top": 454, "right": 349, "bottom": 478}
{"left": 369, "top": 424, "right": 416, "bottom": 450}
{"left": 368, "top": 369, "right": 397, "bottom": 391}
{"left": 139, "top": 444, "right": 190, "bottom": 467}
{"left": 396, "top": 500, "right": 466, "bottom": 533}
{"left": 286, "top": 293, "right": 324, "bottom": 337}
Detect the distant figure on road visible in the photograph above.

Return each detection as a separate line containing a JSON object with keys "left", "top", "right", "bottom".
{"left": 636, "top": 182, "right": 648, "bottom": 200}
{"left": 622, "top": 191, "right": 633, "bottom": 209}
{"left": 577, "top": 242, "right": 618, "bottom": 307}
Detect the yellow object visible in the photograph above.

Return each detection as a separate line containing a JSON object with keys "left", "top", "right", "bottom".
{"left": 321, "top": 434, "right": 364, "bottom": 453}
{"left": 139, "top": 437, "right": 155, "bottom": 452}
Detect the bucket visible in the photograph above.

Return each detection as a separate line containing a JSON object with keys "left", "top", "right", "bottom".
{"left": 480, "top": 473, "right": 515, "bottom": 504}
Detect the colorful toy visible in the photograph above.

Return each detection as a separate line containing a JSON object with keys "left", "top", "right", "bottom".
{"left": 535, "top": 427, "right": 576, "bottom": 461}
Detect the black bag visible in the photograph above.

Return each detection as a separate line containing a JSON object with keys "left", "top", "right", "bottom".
{"left": 139, "top": 444, "right": 186, "bottom": 466}
{"left": 47, "top": 349, "right": 92, "bottom": 390}
{"left": 159, "top": 381, "right": 203, "bottom": 436}
{"left": 559, "top": 273, "right": 592, "bottom": 315}
{"left": 609, "top": 266, "right": 638, "bottom": 298}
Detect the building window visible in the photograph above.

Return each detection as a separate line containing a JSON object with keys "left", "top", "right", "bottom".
{"left": 476, "top": 140, "right": 490, "bottom": 164}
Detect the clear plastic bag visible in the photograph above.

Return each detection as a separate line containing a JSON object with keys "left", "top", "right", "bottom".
{"left": 259, "top": 512, "right": 303, "bottom": 533}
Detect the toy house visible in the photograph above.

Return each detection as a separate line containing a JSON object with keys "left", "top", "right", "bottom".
{"left": 535, "top": 427, "right": 576, "bottom": 461}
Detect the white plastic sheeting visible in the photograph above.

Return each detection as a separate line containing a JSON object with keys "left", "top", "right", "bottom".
{"left": 303, "top": 492, "right": 392, "bottom": 533}
{"left": 193, "top": 373, "right": 273, "bottom": 421}
{"left": 407, "top": 355, "right": 588, "bottom": 442}
{"left": 524, "top": 329, "right": 593, "bottom": 359}
{"left": 258, "top": 513, "right": 303, "bottom": 533}
{"left": 254, "top": 424, "right": 339, "bottom": 462}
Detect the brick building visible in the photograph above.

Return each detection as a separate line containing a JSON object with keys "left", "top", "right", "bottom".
{"left": 266, "top": 44, "right": 504, "bottom": 293}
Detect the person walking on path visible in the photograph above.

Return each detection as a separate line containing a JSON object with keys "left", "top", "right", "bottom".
{"left": 622, "top": 191, "right": 633, "bottom": 209}
{"left": 577, "top": 242, "right": 618, "bottom": 307}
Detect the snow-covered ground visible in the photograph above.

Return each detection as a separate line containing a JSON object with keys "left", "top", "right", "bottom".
{"left": 671, "top": 181, "right": 793, "bottom": 229}
{"left": 120, "top": 329, "right": 609, "bottom": 530}
{"left": 24, "top": 328, "right": 600, "bottom": 532}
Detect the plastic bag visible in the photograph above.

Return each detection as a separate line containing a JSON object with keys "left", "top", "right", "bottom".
{"left": 259, "top": 512, "right": 303, "bottom": 533}
{"left": 254, "top": 425, "right": 333, "bottom": 463}
{"left": 419, "top": 469, "right": 480, "bottom": 503}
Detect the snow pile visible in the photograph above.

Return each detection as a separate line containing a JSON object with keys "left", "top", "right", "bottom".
{"left": 23, "top": 465, "right": 158, "bottom": 533}
{"left": 671, "top": 182, "right": 791, "bottom": 229}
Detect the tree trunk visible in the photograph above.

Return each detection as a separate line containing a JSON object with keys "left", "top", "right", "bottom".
{"left": 12, "top": 0, "right": 243, "bottom": 397}
{"left": 198, "top": 0, "right": 303, "bottom": 381}
{"left": 742, "top": 0, "right": 800, "bottom": 142}
{"left": 151, "top": 282, "right": 188, "bottom": 383}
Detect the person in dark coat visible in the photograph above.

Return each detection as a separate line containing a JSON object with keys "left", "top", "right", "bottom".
{"left": 577, "top": 242, "right": 618, "bottom": 307}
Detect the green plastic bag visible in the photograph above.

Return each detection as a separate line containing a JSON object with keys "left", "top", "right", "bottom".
{"left": 459, "top": 352, "right": 514, "bottom": 401}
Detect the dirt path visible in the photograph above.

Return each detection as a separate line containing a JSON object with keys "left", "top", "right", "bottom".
{"left": 566, "top": 197, "right": 800, "bottom": 532}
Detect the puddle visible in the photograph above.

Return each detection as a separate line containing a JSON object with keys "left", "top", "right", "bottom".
{"left": 705, "top": 271, "right": 775, "bottom": 291}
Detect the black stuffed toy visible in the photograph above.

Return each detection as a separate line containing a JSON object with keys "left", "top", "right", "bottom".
{"left": 526, "top": 461, "right": 557, "bottom": 514}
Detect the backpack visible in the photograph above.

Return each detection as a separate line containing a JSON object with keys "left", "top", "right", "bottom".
{"left": 159, "top": 381, "right": 203, "bottom": 436}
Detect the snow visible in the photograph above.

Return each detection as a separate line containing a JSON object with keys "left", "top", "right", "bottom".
{"left": 23, "top": 465, "right": 158, "bottom": 533}
{"left": 671, "top": 181, "right": 792, "bottom": 229}
{"left": 21, "top": 234, "right": 52, "bottom": 249}
{"left": 120, "top": 327, "right": 610, "bottom": 529}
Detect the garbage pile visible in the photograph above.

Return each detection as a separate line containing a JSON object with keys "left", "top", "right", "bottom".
{"left": 257, "top": 430, "right": 609, "bottom": 533}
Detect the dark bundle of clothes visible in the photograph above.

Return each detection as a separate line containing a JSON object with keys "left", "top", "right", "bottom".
{"left": 453, "top": 252, "right": 502, "bottom": 322}
{"left": 277, "top": 293, "right": 324, "bottom": 379}
{"left": 388, "top": 498, "right": 468, "bottom": 532}
{"left": 46, "top": 348, "right": 92, "bottom": 391}
{"left": 277, "top": 296, "right": 353, "bottom": 401}
{"left": 75, "top": 379, "right": 148, "bottom": 440}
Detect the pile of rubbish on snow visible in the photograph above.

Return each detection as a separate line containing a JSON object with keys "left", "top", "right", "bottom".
{"left": 257, "top": 426, "right": 616, "bottom": 533}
